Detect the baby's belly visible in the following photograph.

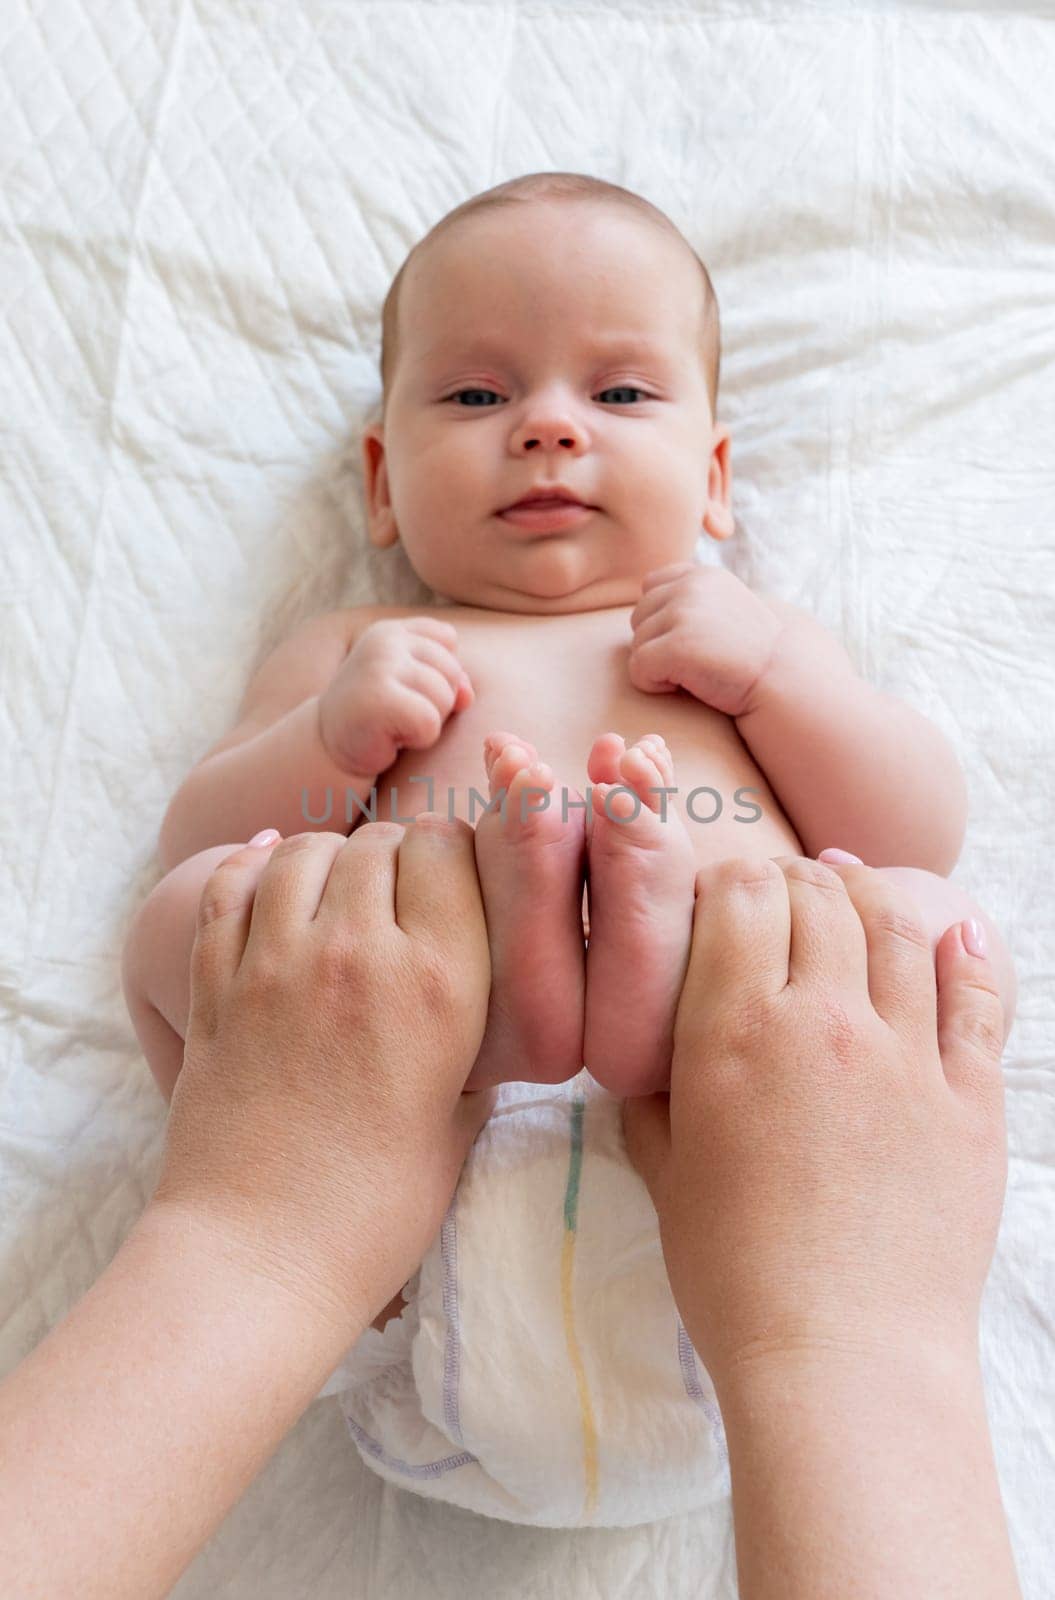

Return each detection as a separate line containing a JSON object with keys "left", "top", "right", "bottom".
{"left": 366, "top": 698, "right": 803, "bottom": 874}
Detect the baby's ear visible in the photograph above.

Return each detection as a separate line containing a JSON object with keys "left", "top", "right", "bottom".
{"left": 701, "top": 506, "right": 734, "bottom": 541}
{"left": 367, "top": 512, "right": 399, "bottom": 550}
{"left": 703, "top": 424, "right": 734, "bottom": 540}
{"left": 361, "top": 425, "right": 399, "bottom": 549}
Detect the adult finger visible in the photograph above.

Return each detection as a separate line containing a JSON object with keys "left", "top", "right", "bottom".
{"left": 394, "top": 814, "right": 489, "bottom": 960}
{"left": 821, "top": 861, "right": 937, "bottom": 1051}
{"left": 935, "top": 920, "right": 1007, "bottom": 1101}
{"left": 242, "top": 832, "right": 351, "bottom": 954}
{"left": 674, "top": 857, "right": 791, "bottom": 1044}
{"left": 189, "top": 831, "right": 283, "bottom": 1035}
{"left": 775, "top": 855, "right": 870, "bottom": 995}
{"left": 310, "top": 822, "right": 407, "bottom": 939}
{"left": 258, "top": 821, "right": 492, "bottom": 1118}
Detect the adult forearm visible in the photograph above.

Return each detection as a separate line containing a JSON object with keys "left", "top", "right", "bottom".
{"left": 0, "top": 1204, "right": 366, "bottom": 1600}
{"left": 158, "top": 696, "right": 379, "bottom": 872}
{"left": 716, "top": 1343, "right": 1021, "bottom": 1600}
{"left": 735, "top": 637, "right": 967, "bottom": 873}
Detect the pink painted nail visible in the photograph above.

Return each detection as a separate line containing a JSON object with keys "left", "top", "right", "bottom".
{"left": 247, "top": 828, "right": 281, "bottom": 848}
{"left": 962, "top": 917, "right": 987, "bottom": 958}
{"left": 818, "top": 848, "right": 863, "bottom": 865}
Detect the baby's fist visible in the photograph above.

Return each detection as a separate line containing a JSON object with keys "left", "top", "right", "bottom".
{"left": 628, "top": 562, "right": 784, "bottom": 717}
{"left": 319, "top": 616, "right": 474, "bottom": 776}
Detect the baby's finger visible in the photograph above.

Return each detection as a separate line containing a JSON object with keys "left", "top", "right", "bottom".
{"left": 391, "top": 685, "right": 447, "bottom": 750}
{"left": 409, "top": 637, "right": 473, "bottom": 701}
{"left": 627, "top": 608, "right": 670, "bottom": 651}
{"left": 628, "top": 587, "right": 665, "bottom": 631}
{"left": 189, "top": 832, "right": 283, "bottom": 1035}
{"left": 242, "top": 832, "right": 350, "bottom": 964}
{"left": 639, "top": 563, "right": 695, "bottom": 594}
{"left": 824, "top": 862, "right": 937, "bottom": 1053}
{"left": 776, "top": 856, "right": 870, "bottom": 996}
{"left": 402, "top": 617, "right": 459, "bottom": 648}
{"left": 402, "top": 660, "right": 461, "bottom": 716}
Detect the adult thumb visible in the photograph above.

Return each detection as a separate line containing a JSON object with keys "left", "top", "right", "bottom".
{"left": 935, "top": 919, "right": 1007, "bottom": 1104}
{"left": 621, "top": 1091, "right": 673, "bottom": 1208}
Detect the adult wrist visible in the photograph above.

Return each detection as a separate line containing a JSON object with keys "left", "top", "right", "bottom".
{"left": 712, "top": 1325, "right": 983, "bottom": 1420}
{"left": 709, "top": 1332, "right": 1020, "bottom": 1599}
{"left": 138, "top": 1195, "right": 370, "bottom": 1370}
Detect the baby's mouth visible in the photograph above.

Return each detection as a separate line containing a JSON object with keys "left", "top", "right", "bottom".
{"left": 497, "top": 501, "right": 597, "bottom": 533}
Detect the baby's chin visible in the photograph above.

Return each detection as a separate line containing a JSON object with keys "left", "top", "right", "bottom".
{"left": 429, "top": 560, "right": 649, "bottom": 614}
{"left": 436, "top": 575, "right": 641, "bottom": 615}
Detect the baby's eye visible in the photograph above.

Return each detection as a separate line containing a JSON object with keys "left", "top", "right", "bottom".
{"left": 444, "top": 386, "right": 650, "bottom": 407}
{"left": 447, "top": 389, "right": 502, "bottom": 407}
{"left": 596, "top": 385, "right": 648, "bottom": 405}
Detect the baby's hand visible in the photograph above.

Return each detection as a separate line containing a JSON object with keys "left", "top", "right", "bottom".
{"left": 628, "top": 563, "right": 785, "bottom": 717}
{"left": 318, "top": 617, "right": 474, "bottom": 775}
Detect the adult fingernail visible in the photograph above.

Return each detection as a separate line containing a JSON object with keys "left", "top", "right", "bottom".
{"left": 247, "top": 828, "right": 281, "bottom": 848}
{"left": 818, "top": 847, "right": 863, "bottom": 864}
{"left": 962, "top": 917, "right": 988, "bottom": 958}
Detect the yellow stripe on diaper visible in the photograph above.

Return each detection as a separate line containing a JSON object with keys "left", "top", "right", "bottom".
{"left": 560, "top": 1093, "right": 599, "bottom": 1524}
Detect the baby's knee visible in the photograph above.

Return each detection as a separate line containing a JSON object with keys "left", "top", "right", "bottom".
{"left": 122, "top": 843, "right": 250, "bottom": 1026}
{"left": 872, "top": 866, "right": 1017, "bottom": 1043}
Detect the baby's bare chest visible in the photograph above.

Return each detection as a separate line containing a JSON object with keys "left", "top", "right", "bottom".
{"left": 365, "top": 606, "right": 801, "bottom": 866}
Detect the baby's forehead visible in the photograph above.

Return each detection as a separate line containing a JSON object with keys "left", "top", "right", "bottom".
{"left": 414, "top": 207, "right": 695, "bottom": 309}
{"left": 410, "top": 267, "right": 695, "bottom": 357}
{"left": 396, "top": 209, "right": 710, "bottom": 393}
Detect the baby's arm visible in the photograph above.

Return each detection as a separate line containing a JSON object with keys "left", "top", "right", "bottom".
{"left": 737, "top": 597, "right": 968, "bottom": 873}
{"left": 158, "top": 609, "right": 378, "bottom": 873}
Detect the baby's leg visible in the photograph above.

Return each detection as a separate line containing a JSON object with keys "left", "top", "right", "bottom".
{"left": 121, "top": 844, "right": 249, "bottom": 1104}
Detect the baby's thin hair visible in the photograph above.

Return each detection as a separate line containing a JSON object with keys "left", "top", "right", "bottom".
{"left": 378, "top": 171, "right": 721, "bottom": 419}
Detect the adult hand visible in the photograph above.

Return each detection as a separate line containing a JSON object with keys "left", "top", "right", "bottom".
{"left": 623, "top": 855, "right": 1008, "bottom": 1390}
{"left": 152, "top": 820, "right": 497, "bottom": 1338}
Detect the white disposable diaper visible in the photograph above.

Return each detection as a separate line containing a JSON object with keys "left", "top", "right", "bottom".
{"left": 319, "top": 1067, "right": 730, "bottom": 1529}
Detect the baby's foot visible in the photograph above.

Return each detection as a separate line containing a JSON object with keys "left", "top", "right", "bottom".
{"left": 582, "top": 733, "right": 697, "bottom": 1098}
{"left": 466, "top": 732, "right": 588, "bottom": 1090}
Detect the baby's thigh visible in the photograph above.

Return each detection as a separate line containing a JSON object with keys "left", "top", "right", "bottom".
{"left": 122, "top": 843, "right": 248, "bottom": 1043}
{"left": 870, "top": 866, "right": 1017, "bottom": 1042}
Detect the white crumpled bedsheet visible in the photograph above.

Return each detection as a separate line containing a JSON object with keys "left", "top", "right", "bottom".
{"left": 2, "top": 0, "right": 1053, "bottom": 1594}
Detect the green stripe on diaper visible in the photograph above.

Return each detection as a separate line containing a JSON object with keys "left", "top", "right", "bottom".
{"left": 563, "top": 1095, "right": 585, "bottom": 1230}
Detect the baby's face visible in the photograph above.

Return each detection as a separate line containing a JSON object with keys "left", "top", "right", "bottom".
{"left": 364, "top": 203, "right": 733, "bottom": 614}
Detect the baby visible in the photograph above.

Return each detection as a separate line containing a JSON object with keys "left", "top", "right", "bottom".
{"left": 123, "top": 171, "right": 1016, "bottom": 1341}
